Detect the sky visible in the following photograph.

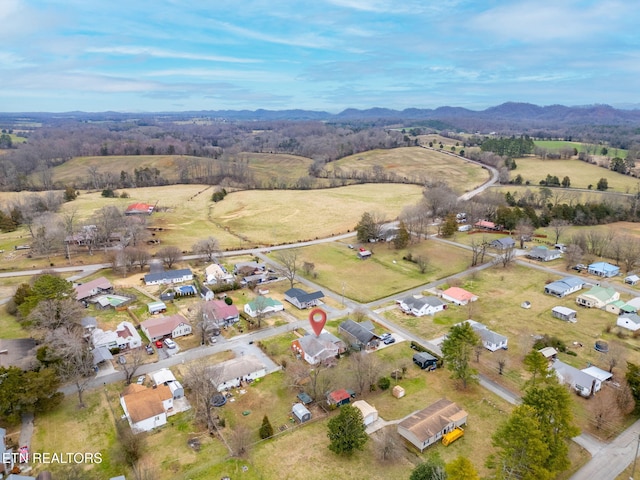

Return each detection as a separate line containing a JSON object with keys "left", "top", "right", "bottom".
{"left": 1, "top": 0, "right": 639, "bottom": 113}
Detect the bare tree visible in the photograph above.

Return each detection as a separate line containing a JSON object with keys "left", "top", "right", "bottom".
{"left": 614, "top": 378, "right": 636, "bottom": 415}
{"left": 373, "top": 427, "right": 404, "bottom": 463}
{"left": 229, "top": 424, "right": 253, "bottom": 457}
{"left": 514, "top": 219, "right": 534, "bottom": 249}
{"left": 192, "top": 236, "right": 220, "bottom": 262}
{"left": 93, "top": 205, "right": 124, "bottom": 252}
{"left": 275, "top": 249, "right": 299, "bottom": 289}
{"left": 469, "top": 236, "right": 490, "bottom": 267}
{"left": 497, "top": 245, "right": 516, "bottom": 268}
{"left": 124, "top": 216, "right": 148, "bottom": 247}
{"left": 415, "top": 255, "right": 429, "bottom": 274}
{"left": 307, "top": 359, "right": 336, "bottom": 401}
{"left": 592, "top": 387, "right": 621, "bottom": 432}
{"left": 497, "top": 351, "right": 508, "bottom": 375}
{"left": 193, "top": 302, "right": 219, "bottom": 346}
{"left": 183, "top": 360, "right": 224, "bottom": 436}
{"left": 157, "top": 246, "right": 183, "bottom": 269}
{"left": 586, "top": 229, "right": 614, "bottom": 257}
{"left": 349, "top": 351, "right": 381, "bottom": 395}
{"left": 549, "top": 219, "right": 570, "bottom": 245}
{"left": 132, "top": 247, "right": 151, "bottom": 270}
{"left": 48, "top": 326, "right": 95, "bottom": 408}
{"left": 564, "top": 244, "right": 584, "bottom": 270}
{"left": 31, "top": 212, "right": 65, "bottom": 259}
{"left": 120, "top": 349, "right": 146, "bottom": 385}
{"left": 603, "top": 342, "right": 625, "bottom": 374}
{"left": 30, "top": 297, "right": 83, "bottom": 331}
{"left": 621, "top": 237, "right": 640, "bottom": 274}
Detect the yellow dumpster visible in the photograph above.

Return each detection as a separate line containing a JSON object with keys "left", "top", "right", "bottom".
{"left": 442, "top": 427, "right": 464, "bottom": 446}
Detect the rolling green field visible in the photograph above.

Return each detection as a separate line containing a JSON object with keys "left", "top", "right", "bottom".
{"left": 510, "top": 157, "right": 640, "bottom": 192}
{"left": 332, "top": 147, "right": 489, "bottom": 194}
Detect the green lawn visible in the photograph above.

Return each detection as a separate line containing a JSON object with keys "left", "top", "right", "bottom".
{"left": 288, "top": 240, "right": 472, "bottom": 302}
{"left": 534, "top": 140, "right": 628, "bottom": 158}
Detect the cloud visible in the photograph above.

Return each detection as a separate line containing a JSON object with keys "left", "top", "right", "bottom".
{"left": 86, "top": 46, "right": 260, "bottom": 64}
{"left": 209, "top": 20, "right": 335, "bottom": 49}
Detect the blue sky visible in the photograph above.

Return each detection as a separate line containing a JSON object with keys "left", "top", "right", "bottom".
{"left": 2, "top": 0, "right": 639, "bottom": 112}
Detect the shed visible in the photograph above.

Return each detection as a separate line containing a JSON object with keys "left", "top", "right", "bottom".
{"left": 626, "top": 275, "right": 640, "bottom": 286}
{"left": 168, "top": 380, "right": 184, "bottom": 399}
{"left": 352, "top": 400, "right": 378, "bottom": 426}
{"left": 392, "top": 385, "right": 406, "bottom": 398}
{"left": 148, "top": 301, "right": 167, "bottom": 314}
{"left": 297, "top": 392, "right": 313, "bottom": 405}
{"left": 552, "top": 306, "right": 577, "bottom": 322}
{"left": 292, "top": 403, "right": 311, "bottom": 423}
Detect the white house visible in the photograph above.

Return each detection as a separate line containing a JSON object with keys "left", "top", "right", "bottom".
{"left": 544, "top": 276, "right": 584, "bottom": 298}
{"left": 398, "top": 295, "right": 447, "bottom": 317}
{"left": 244, "top": 297, "right": 284, "bottom": 318}
{"left": 441, "top": 287, "right": 478, "bottom": 306}
{"left": 576, "top": 286, "right": 620, "bottom": 309}
{"left": 205, "top": 263, "right": 234, "bottom": 284}
{"left": 468, "top": 320, "right": 508, "bottom": 351}
{"left": 141, "top": 314, "right": 192, "bottom": 341}
{"left": 397, "top": 399, "right": 468, "bottom": 452}
{"left": 143, "top": 269, "right": 193, "bottom": 286}
{"left": 207, "top": 355, "right": 268, "bottom": 392}
{"left": 120, "top": 384, "right": 173, "bottom": 433}
{"left": 292, "top": 332, "right": 344, "bottom": 365}
{"left": 552, "top": 359, "right": 611, "bottom": 397}
{"left": 91, "top": 321, "right": 141, "bottom": 350}
{"left": 618, "top": 313, "right": 640, "bottom": 332}
{"left": 527, "top": 246, "right": 562, "bottom": 262}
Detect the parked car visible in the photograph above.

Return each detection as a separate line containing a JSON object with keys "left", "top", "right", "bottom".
{"left": 379, "top": 332, "right": 391, "bottom": 341}
{"left": 383, "top": 336, "right": 396, "bottom": 345}
{"left": 572, "top": 264, "right": 587, "bottom": 271}
{"left": 155, "top": 340, "right": 163, "bottom": 348}
{"left": 136, "top": 375, "right": 145, "bottom": 385}
{"left": 145, "top": 344, "right": 154, "bottom": 354}
{"left": 164, "top": 338, "right": 177, "bottom": 349}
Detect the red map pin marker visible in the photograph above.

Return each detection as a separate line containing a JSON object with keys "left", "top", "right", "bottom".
{"left": 308, "top": 308, "right": 327, "bottom": 337}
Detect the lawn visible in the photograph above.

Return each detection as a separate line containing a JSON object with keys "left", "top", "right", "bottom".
{"left": 509, "top": 157, "right": 638, "bottom": 192}
{"left": 287, "top": 239, "right": 472, "bottom": 302}
{"left": 332, "top": 147, "right": 489, "bottom": 194}
{"left": 534, "top": 140, "right": 628, "bottom": 159}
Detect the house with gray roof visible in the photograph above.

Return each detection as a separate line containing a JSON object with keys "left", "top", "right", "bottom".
{"left": 338, "top": 319, "right": 379, "bottom": 350}
{"left": 552, "top": 359, "right": 611, "bottom": 397}
{"left": 588, "top": 261, "right": 620, "bottom": 278}
{"left": 284, "top": 288, "right": 325, "bottom": 309}
{"left": 552, "top": 306, "right": 577, "bottom": 322}
{"left": 292, "top": 332, "right": 345, "bottom": 365}
{"left": 617, "top": 313, "right": 640, "bottom": 332}
{"left": 490, "top": 237, "right": 516, "bottom": 250}
{"left": 143, "top": 269, "right": 193, "bottom": 286}
{"left": 527, "top": 246, "right": 562, "bottom": 262}
{"left": 544, "top": 276, "right": 584, "bottom": 298}
{"left": 398, "top": 295, "right": 447, "bottom": 317}
{"left": 469, "top": 321, "right": 508, "bottom": 352}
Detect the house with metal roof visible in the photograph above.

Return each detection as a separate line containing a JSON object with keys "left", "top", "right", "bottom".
{"left": 552, "top": 306, "right": 577, "bottom": 322}
{"left": 527, "top": 246, "right": 562, "bottom": 262}
{"left": 617, "top": 313, "right": 640, "bottom": 332}
{"left": 441, "top": 287, "right": 478, "bottom": 306}
{"left": 398, "top": 295, "right": 447, "bottom": 317}
{"left": 397, "top": 399, "right": 468, "bottom": 452}
{"left": 143, "top": 269, "right": 193, "bottom": 286}
{"left": 552, "top": 359, "right": 611, "bottom": 397}
{"left": 625, "top": 274, "right": 640, "bottom": 286}
{"left": 490, "top": 237, "right": 516, "bottom": 250}
{"left": 588, "top": 262, "right": 620, "bottom": 278}
{"left": 576, "top": 286, "right": 620, "bottom": 309}
{"left": 74, "top": 277, "right": 113, "bottom": 301}
{"left": 207, "top": 355, "right": 267, "bottom": 392}
{"left": 284, "top": 288, "right": 325, "bottom": 309}
{"left": 543, "top": 276, "right": 584, "bottom": 298}
{"left": 244, "top": 297, "right": 284, "bottom": 318}
{"left": 468, "top": 321, "right": 508, "bottom": 352}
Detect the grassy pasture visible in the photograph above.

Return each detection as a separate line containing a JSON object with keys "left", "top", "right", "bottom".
{"left": 288, "top": 239, "right": 472, "bottom": 302}
{"left": 210, "top": 184, "right": 423, "bottom": 246}
{"left": 534, "top": 140, "right": 628, "bottom": 158}
{"left": 331, "top": 147, "right": 489, "bottom": 194}
{"left": 510, "top": 157, "right": 639, "bottom": 192}
{"left": 488, "top": 184, "right": 635, "bottom": 205}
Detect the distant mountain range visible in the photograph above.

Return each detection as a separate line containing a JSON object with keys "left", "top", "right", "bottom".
{"left": 3, "top": 102, "right": 640, "bottom": 130}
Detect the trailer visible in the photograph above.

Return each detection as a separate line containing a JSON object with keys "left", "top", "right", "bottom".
{"left": 442, "top": 427, "right": 464, "bottom": 446}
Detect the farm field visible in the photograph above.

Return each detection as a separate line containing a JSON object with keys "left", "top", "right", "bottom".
{"left": 510, "top": 157, "right": 639, "bottom": 192}
{"left": 534, "top": 140, "right": 628, "bottom": 158}
{"left": 210, "top": 183, "right": 424, "bottom": 247}
{"left": 285, "top": 239, "right": 473, "bottom": 303}
{"left": 488, "top": 184, "right": 635, "bottom": 205}
{"left": 331, "top": 147, "right": 489, "bottom": 194}
{"left": 39, "top": 152, "right": 329, "bottom": 190}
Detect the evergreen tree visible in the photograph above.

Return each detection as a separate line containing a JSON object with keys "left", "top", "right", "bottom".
{"left": 441, "top": 213, "right": 458, "bottom": 238}
{"left": 393, "top": 221, "right": 410, "bottom": 249}
{"left": 327, "top": 405, "right": 368, "bottom": 455}
{"left": 355, "top": 212, "right": 376, "bottom": 243}
{"left": 441, "top": 322, "right": 480, "bottom": 389}
{"left": 259, "top": 415, "right": 274, "bottom": 439}
{"left": 410, "top": 453, "right": 447, "bottom": 480}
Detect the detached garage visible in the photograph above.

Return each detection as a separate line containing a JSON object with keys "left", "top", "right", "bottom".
{"left": 352, "top": 400, "right": 378, "bottom": 426}
{"left": 292, "top": 403, "right": 311, "bottom": 423}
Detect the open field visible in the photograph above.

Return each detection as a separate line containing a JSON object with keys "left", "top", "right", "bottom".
{"left": 40, "top": 152, "right": 326, "bottom": 190}
{"left": 331, "top": 147, "right": 489, "bottom": 194}
{"left": 285, "top": 239, "right": 472, "bottom": 302}
{"left": 210, "top": 184, "right": 423, "bottom": 246}
{"left": 534, "top": 140, "right": 628, "bottom": 158}
{"left": 510, "top": 157, "right": 639, "bottom": 192}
